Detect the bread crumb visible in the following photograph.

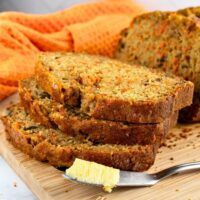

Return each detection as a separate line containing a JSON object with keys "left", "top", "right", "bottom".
{"left": 9, "top": 100, "right": 14, "bottom": 105}
{"left": 13, "top": 182, "right": 17, "bottom": 187}
{"left": 182, "top": 128, "right": 192, "bottom": 133}
{"left": 169, "top": 157, "right": 174, "bottom": 161}
{"left": 179, "top": 133, "right": 187, "bottom": 139}
{"left": 167, "top": 145, "right": 173, "bottom": 149}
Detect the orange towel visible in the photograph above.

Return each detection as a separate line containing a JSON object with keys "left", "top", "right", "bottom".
{"left": 0, "top": 0, "right": 145, "bottom": 101}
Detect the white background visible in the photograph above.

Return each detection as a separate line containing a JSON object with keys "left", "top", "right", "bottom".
{"left": 0, "top": 1, "right": 200, "bottom": 199}
{"left": 0, "top": 0, "right": 200, "bottom": 13}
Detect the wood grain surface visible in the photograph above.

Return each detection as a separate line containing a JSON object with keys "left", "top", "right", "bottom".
{"left": 0, "top": 94, "right": 200, "bottom": 200}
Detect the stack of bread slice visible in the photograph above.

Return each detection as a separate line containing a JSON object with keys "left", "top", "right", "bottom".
{"left": 115, "top": 6, "right": 200, "bottom": 123}
{"left": 2, "top": 52, "right": 194, "bottom": 171}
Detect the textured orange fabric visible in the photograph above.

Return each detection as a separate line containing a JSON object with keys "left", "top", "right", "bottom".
{"left": 0, "top": 0, "right": 145, "bottom": 101}
{"left": 68, "top": 14, "right": 132, "bottom": 57}
{"left": 0, "top": 83, "right": 17, "bottom": 100}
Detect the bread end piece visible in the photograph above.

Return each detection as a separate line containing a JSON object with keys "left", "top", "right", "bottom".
{"left": 2, "top": 105, "right": 156, "bottom": 171}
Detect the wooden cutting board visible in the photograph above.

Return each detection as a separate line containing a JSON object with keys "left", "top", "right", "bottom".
{"left": 0, "top": 94, "right": 200, "bottom": 200}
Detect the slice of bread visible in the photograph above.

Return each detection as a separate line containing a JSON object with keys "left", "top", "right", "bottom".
{"left": 115, "top": 11, "right": 200, "bottom": 122}
{"left": 19, "top": 78, "right": 178, "bottom": 146}
{"left": 1, "top": 105, "right": 156, "bottom": 171}
{"left": 177, "top": 7, "right": 200, "bottom": 122}
{"left": 35, "top": 52, "right": 193, "bottom": 123}
{"left": 115, "top": 11, "right": 200, "bottom": 91}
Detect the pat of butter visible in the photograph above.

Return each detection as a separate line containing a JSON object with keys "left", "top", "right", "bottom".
{"left": 66, "top": 158, "right": 120, "bottom": 192}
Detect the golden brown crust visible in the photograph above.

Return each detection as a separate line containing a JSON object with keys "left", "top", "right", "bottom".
{"left": 19, "top": 78, "right": 178, "bottom": 146}
{"left": 178, "top": 6, "right": 200, "bottom": 18}
{"left": 91, "top": 95, "right": 183, "bottom": 123}
{"left": 2, "top": 105, "right": 156, "bottom": 171}
{"left": 35, "top": 52, "right": 193, "bottom": 123}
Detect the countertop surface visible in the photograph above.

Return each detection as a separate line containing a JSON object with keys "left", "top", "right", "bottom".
{"left": 1, "top": 0, "right": 200, "bottom": 199}
{"left": 0, "top": 157, "right": 37, "bottom": 200}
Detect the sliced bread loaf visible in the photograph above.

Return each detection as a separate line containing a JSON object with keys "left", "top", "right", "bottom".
{"left": 115, "top": 11, "right": 200, "bottom": 91}
{"left": 19, "top": 78, "right": 178, "bottom": 146}
{"left": 35, "top": 52, "right": 193, "bottom": 123}
{"left": 115, "top": 11, "right": 200, "bottom": 122}
{"left": 177, "top": 7, "right": 200, "bottom": 122}
{"left": 2, "top": 105, "right": 156, "bottom": 171}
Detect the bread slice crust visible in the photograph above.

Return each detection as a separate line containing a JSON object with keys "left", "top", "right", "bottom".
{"left": 19, "top": 78, "right": 178, "bottom": 146}
{"left": 1, "top": 105, "right": 156, "bottom": 171}
{"left": 35, "top": 52, "right": 193, "bottom": 123}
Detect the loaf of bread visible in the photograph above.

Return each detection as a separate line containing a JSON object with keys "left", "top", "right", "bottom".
{"left": 19, "top": 78, "right": 178, "bottom": 146}
{"left": 115, "top": 11, "right": 199, "bottom": 90}
{"left": 177, "top": 7, "right": 200, "bottom": 122}
{"left": 35, "top": 52, "right": 193, "bottom": 123}
{"left": 115, "top": 10, "right": 200, "bottom": 122}
{"left": 2, "top": 105, "right": 156, "bottom": 171}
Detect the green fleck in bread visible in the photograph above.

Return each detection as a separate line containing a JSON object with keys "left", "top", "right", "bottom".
{"left": 19, "top": 78, "right": 178, "bottom": 146}
{"left": 115, "top": 10, "right": 200, "bottom": 122}
{"left": 1, "top": 105, "right": 156, "bottom": 171}
{"left": 35, "top": 52, "right": 193, "bottom": 123}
